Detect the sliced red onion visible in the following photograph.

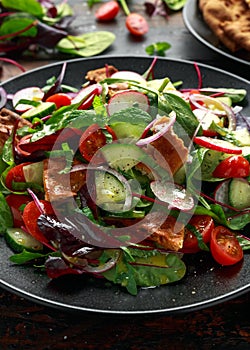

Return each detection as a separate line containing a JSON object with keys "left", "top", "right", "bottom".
{"left": 0, "top": 87, "right": 7, "bottom": 109}
{"left": 136, "top": 111, "right": 176, "bottom": 146}
{"left": 233, "top": 106, "right": 243, "bottom": 114}
{"left": 62, "top": 249, "right": 120, "bottom": 274}
{"left": 71, "top": 83, "right": 102, "bottom": 106}
{"left": 189, "top": 94, "right": 236, "bottom": 130}
{"left": 84, "top": 249, "right": 121, "bottom": 274}
{"left": 27, "top": 188, "right": 45, "bottom": 214}
{"left": 150, "top": 181, "right": 194, "bottom": 211}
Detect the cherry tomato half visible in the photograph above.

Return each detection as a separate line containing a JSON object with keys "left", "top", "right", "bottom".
{"left": 5, "top": 194, "right": 31, "bottom": 227}
{"left": 22, "top": 200, "right": 54, "bottom": 248}
{"left": 105, "top": 125, "right": 118, "bottom": 141}
{"left": 125, "top": 13, "right": 149, "bottom": 36}
{"left": 5, "top": 163, "right": 31, "bottom": 191}
{"left": 46, "top": 93, "right": 72, "bottom": 109}
{"left": 212, "top": 155, "right": 250, "bottom": 178}
{"left": 210, "top": 226, "right": 243, "bottom": 266}
{"left": 79, "top": 124, "right": 106, "bottom": 162}
{"left": 181, "top": 215, "right": 214, "bottom": 253}
{"left": 95, "top": 1, "right": 120, "bottom": 21}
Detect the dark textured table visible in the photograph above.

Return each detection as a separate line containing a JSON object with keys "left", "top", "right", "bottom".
{"left": 0, "top": 1, "right": 250, "bottom": 349}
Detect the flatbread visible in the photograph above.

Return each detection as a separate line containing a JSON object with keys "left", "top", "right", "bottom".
{"left": 199, "top": 0, "right": 250, "bottom": 52}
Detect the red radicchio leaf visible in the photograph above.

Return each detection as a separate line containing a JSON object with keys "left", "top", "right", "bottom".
{"left": 36, "top": 21, "right": 68, "bottom": 49}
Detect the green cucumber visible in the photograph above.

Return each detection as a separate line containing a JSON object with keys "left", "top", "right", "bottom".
{"left": 5, "top": 227, "right": 43, "bottom": 253}
{"left": 21, "top": 102, "right": 56, "bottom": 119}
{"left": 101, "top": 143, "right": 146, "bottom": 172}
{"left": 95, "top": 171, "right": 126, "bottom": 205}
{"left": 101, "top": 143, "right": 168, "bottom": 179}
{"left": 199, "top": 149, "right": 230, "bottom": 181}
{"left": 110, "top": 122, "right": 146, "bottom": 140}
{"left": 232, "top": 128, "right": 250, "bottom": 147}
{"left": 23, "top": 161, "right": 44, "bottom": 185}
{"left": 229, "top": 178, "right": 250, "bottom": 210}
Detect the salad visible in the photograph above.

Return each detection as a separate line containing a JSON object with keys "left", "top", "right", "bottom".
{"left": 0, "top": 59, "right": 250, "bottom": 296}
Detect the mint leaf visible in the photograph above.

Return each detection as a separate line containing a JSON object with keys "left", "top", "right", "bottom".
{"left": 146, "top": 42, "right": 171, "bottom": 56}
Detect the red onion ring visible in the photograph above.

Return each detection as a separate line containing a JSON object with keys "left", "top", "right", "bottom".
{"left": 136, "top": 111, "right": 176, "bottom": 146}
{"left": 189, "top": 94, "right": 237, "bottom": 130}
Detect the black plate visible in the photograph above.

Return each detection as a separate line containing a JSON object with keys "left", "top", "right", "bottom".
{"left": 183, "top": 0, "right": 250, "bottom": 67}
{"left": 0, "top": 56, "right": 250, "bottom": 314}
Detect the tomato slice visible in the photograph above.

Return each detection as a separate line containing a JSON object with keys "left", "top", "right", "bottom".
{"left": 46, "top": 93, "right": 71, "bottom": 109}
{"left": 22, "top": 200, "right": 55, "bottom": 248}
{"left": 5, "top": 163, "right": 31, "bottom": 191}
{"left": 95, "top": 1, "right": 120, "bottom": 21}
{"left": 5, "top": 194, "right": 31, "bottom": 227}
{"left": 79, "top": 124, "right": 106, "bottom": 162}
{"left": 105, "top": 125, "right": 118, "bottom": 141}
{"left": 181, "top": 215, "right": 214, "bottom": 253}
{"left": 212, "top": 155, "right": 250, "bottom": 178}
{"left": 210, "top": 226, "right": 243, "bottom": 266}
{"left": 126, "top": 13, "right": 149, "bottom": 36}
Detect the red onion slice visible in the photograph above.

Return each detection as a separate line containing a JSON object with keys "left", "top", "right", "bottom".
{"left": 0, "top": 87, "right": 7, "bottom": 109}
{"left": 62, "top": 249, "right": 121, "bottom": 274}
{"left": 136, "top": 111, "right": 176, "bottom": 146}
{"left": 189, "top": 94, "right": 236, "bottom": 130}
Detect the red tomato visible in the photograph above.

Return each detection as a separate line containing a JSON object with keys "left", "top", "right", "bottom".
{"left": 79, "top": 124, "right": 106, "bottom": 162}
{"left": 22, "top": 200, "right": 54, "bottom": 247}
{"left": 202, "top": 129, "right": 218, "bottom": 137}
{"left": 105, "top": 125, "right": 118, "bottom": 141}
{"left": 210, "top": 226, "right": 243, "bottom": 266}
{"left": 5, "top": 194, "right": 31, "bottom": 227}
{"left": 181, "top": 215, "right": 214, "bottom": 253}
{"left": 125, "top": 13, "right": 149, "bottom": 36}
{"left": 212, "top": 155, "right": 250, "bottom": 178}
{"left": 95, "top": 1, "right": 120, "bottom": 21}
{"left": 46, "top": 93, "right": 71, "bottom": 109}
{"left": 5, "top": 163, "right": 31, "bottom": 191}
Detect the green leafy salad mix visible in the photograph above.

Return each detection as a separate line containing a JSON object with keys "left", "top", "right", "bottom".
{"left": 0, "top": 58, "right": 249, "bottom": 295}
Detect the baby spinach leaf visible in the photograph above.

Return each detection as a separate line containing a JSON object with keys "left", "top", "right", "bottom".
{"left": 1, "top": 0, "right": 44, "bottom": 17}
{"left": 0, "top": 192, "right": 13, "bottom": 235}
{"left": 9, "top": 249, "right": 60, "bottom": 265}
{"left": 159, "top": 92, "right": 202, "bottom": 138}
{"left": 103, "top": 249, "right": 186, "bottom": 295}
{"left": 0, "top": 15, "right": 38, "bottom": 38}
{"left": 56, "top": 32, "right": 116, "bottom": 57}
{"left": 30, "top": 109, "right": 103, "bottom": 142}
{"left": 133, "top": 254, "right": 186, "bottom": 287}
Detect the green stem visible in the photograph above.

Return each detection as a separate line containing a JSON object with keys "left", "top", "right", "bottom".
{"left": 119, "top": 0, "right": 130, "bottom": 16}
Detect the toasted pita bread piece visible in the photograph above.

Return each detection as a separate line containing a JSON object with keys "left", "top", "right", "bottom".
{"left": 0, "top": 108, "right": 32, "bottom": 151}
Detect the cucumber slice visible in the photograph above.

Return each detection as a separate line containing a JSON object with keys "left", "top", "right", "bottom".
{"left": 232, "top": 128, "right": 250, "bottom": 147}
{"left": 21, "top": 102, "right": 56, "bottom": 119}
{"left": 110, "top": 122, "right": 146, "bottom": 140}
{"left": 101, "top": 143, "right": 146, "bottom": 171}
{"left": 95, "top": 171, "right": 126, "bottom": 205}
{"left": 23, "top": 161, "right": 44, "bottom": 185}
{"left": 5, "top": 227, "right": 43, "bottom": 253}
{"left": 229, "top": 178, "right": 250, "bottom": 210}
{"left": 198, "top": 149, "right": 230, "bottom": 181}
